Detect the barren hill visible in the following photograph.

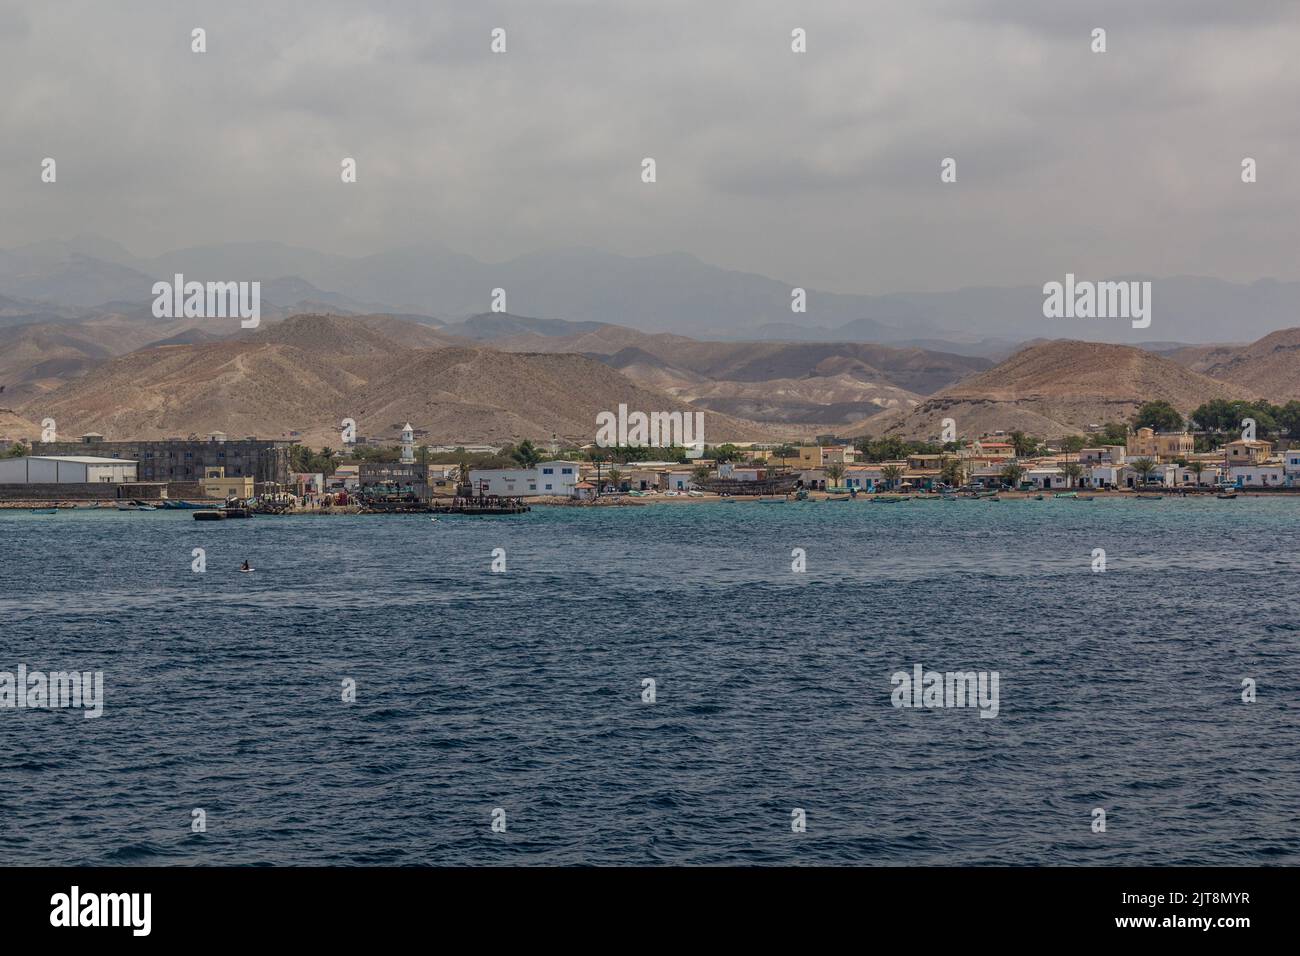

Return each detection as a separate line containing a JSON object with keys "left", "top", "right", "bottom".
{"left": 854, "top": 340, "right": 1258, "bottom": 439}
{"left": 18, "top": 313, "right": 776, "bottom": 446}
{"left": 1194, "top": 328, "right": 1300, "bottom": 400}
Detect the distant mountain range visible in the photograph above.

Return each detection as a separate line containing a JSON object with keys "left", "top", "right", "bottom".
{"left": 8, "top": 314, "right": 778, "bottom": 446}
{"left": 4, "top": 236, "right": 1300, "bottom": 348}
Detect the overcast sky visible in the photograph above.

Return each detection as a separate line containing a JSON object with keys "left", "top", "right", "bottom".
{"left": 1, "top": 0, "right": 1297, "bottom": 294}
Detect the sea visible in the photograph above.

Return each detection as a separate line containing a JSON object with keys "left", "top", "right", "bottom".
{"left": 1, "top": 497, "right": 1298, "bottom": 866}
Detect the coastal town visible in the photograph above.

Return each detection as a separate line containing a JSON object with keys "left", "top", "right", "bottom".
{"left": 2, "top": 401, "right": 1297, "bottom": 513}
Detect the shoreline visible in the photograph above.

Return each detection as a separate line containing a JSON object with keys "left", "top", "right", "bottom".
{"left": 1, "top": 489, "right": 1293, "bottom": 511}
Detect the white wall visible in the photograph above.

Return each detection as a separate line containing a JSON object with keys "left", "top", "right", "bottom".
{"left": 0, "top": 458, "right": 136, "bottom": 483}
{"left": 469, "top": 460, "right": 581, "bottom": 497}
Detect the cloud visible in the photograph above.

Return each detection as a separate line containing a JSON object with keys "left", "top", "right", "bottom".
{"left": 0, "top": 0, "right": 1296, "bottom": 296}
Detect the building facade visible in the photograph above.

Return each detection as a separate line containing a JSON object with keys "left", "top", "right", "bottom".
{"left": 1126, "top": 428, "right": 1194, "bottom": 461}
{"left": 469, "top": 460, "right": 581, "bottom": 497}
{"left": 0, "top": 456, "right": 138, "bottom": 484}
{"left": 33, "top": 434, "right": 292, "bottom": 485}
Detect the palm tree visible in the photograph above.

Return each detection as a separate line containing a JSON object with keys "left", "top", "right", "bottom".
{"left": 940, "top": 457, "right": 966, "bottom": 488}
{"left": 1062, "top": 461, "right": 1083, "bottom": 488}
{"left": 511, "top": 439, "right": 542, "bottom": 468}
{"left": 606, "top": 467, "right": 623, "bottom": 492}
{"left": 1188, "top": 460, "right": 1206, "bottom": 487}
{"left": 1131, "top": 457, "right": 1157, "bottom": 488}
{"left": 1000, "top": 463, "right": 1025, "bottom": 489}
{"left": 1009, "top": 430, "right": 1036, "bottom": 457}
{"left": 825, "top": 462, "right": 845, "bottom": 489}
{"left": 881, "top": 464, "right": 904, "bottom": 491}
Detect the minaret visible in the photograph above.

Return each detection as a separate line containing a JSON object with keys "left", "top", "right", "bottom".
{"left": 400, "top": 422, "right": 415, "bottom": 463}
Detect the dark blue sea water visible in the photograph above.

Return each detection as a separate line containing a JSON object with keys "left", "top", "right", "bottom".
{"left": 1, "top": 498, "right": 1298, "bottom": 865}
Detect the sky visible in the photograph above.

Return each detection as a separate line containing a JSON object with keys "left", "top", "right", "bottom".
{"left": 1, "top": 0, "right": 1298, "bottom": 294}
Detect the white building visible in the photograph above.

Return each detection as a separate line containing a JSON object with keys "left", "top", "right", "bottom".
{"left": 1285, "top": 451, "right": 1300, "bottom": 481}
{"left": 1229, "top": 463, "right": 1286, "bottom": 488}
{"left": 400, "top": 423, "right": 415, "bottom": 464}
{"left": 0, "top": 456, "right": 138, "bottom": 484}
{"left": 469, "top": 460, "right": 582, "bottom": 497}
{"left": 1024, "top": 466, "right": 1066, "bottom": 489}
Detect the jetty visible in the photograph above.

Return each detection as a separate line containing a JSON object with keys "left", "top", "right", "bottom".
{"left": 429, "top": 495, "right": 530, "bottom": 515}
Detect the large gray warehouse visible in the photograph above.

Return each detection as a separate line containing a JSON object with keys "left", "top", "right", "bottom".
{"left": 0, "top": 456, "right": 139, "bottom": 484}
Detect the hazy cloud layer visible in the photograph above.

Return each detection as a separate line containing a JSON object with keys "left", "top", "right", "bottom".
{"left": 1, "top": 0, "right": 1297, "bottom": 294}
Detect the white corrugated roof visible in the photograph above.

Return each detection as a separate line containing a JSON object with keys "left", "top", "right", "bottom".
{"left": 18, "top": 456, "right": 138, "bottom": 464}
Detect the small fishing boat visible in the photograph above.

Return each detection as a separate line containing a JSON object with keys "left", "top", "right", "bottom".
{"left": 871, "top": 494, "right": 907, "bottom": 503}
{"left": 193, "top": 510, "right": 228, "bottom": 521}
{"left": 1033, "top": 494, "right": 1044, "bottom": 501}
{"left": 825, "top": 495, "right": 851, "bottom": 501}
{"left": 115, "top": 501, "right": 157, "bottom": 511}
{"left": 755, "top": 496, "right": 788, "bottom": 504}
{"left": 1074, "top": 495, "right": 1096, "bottom": 501}
{"left": 1216, "top": 492, "right": 1237, "bottom": 499}
{"left": 1134, "top": 494, "right": 1164, "bottom": 500}
{"left": 161, "top": 499, "right": 207, "bottom": 510}
{"left": 1054, "top": 492, "right": 1077, "bottom": 499}
{"left": 30, "top": 507, "right": 58, "bottom": 514}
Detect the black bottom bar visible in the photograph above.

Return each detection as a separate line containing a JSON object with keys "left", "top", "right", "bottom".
{"left": 0, "top": 866, "right": 1283, "bottom": 941}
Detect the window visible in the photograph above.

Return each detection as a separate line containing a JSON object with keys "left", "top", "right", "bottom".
{"left": 542, "top": 468, "right": 553, "bottom": 475}
{"left": 562, "top": 467, "right": 573, "bottom": 475}
{"left": 545, "top": 484, "right": 552, "bottom": 491}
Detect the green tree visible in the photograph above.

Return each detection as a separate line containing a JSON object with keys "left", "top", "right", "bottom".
{"left": 1132, "top": 401, "right": 1184, "bottom": 432}
{"left": 825, "top": 462, "right": 845, "bottom": 488}
{"left": 1187, "top": 460, "right": 1206, "bottom": 486}
{"left": 857, "top": 435, "right": 909, "bottom": 462}
{"left": 1008, "top": 431, "right": 1036, "bottom": 457}
{"left": 1058, "top": 434, "right": 1088, "bottom": 453}
{"left": 691, "top": 465, "right": 712, "bottom": 486}
{"left": 880, "top": 464, "right": 904, "bottom": 490}
{"left": 940, "top": 457, "right": 966, "bottom": 487}
{"left": 511, "top": 439, "right": 542, "bottom": 468}
{"left": 1098, "top": 422, "right": 1129, "bottom": 446}
{"left": 1131, "top": 457, "right": 1158, "bottom": 486}
{"left": 1000, "top": 463, "right": 1026, "bottom": 488}
{"left": 1061, "top": 462, "right": 1083, "bottom": 488}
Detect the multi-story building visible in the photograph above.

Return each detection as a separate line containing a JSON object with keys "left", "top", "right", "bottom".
{"left": 1223, "top": 439, "right": 1273, "bottom": 465}
{"left": 1078, "top": 446, "right": 1126, "bottom": 465}
{"left": 33, "top": 433, "right": 292, "bottom": 486}
{"left": 795, "top": 445, "right": 857, "bottom": 467}
{"left": 469, "top": 460, "right": 582, "bottom": 497}
{"left": 1126, "top": 427, "right": 1194, "bottom": 461}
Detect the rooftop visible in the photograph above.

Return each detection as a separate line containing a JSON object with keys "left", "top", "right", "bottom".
{"left": 17, "top": 455, "right": 138, "bottom": 464}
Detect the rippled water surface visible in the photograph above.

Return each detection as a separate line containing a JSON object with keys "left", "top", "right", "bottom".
{"left": 1, "top": 498, "right": 1298, "bottom": 865}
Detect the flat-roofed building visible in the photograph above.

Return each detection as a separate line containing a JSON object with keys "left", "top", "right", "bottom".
{"left": 0, "top": 456, "right": 138, "bottom": 484}
{"left": 1126, "top": 427, "right": 1194, "bottom": 461}
{"left": 34, "top": 433, "right": 292, "bottom": 485}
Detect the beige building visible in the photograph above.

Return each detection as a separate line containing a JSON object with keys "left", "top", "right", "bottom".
{"left": 201, "top": 466, "right": 254, "bottom": 499}
{"left": 795, "top": 445, "right": 857, "bottom": 468}
{"left": 1126, "top": 427, "right": 1194, "bottom": 461}
{"left": 1223, "top": 439, "right": 1273, "bottom": 464}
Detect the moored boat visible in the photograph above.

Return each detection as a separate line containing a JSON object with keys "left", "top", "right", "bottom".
{"left": 30, "top": 507, "right": 58, "bottom": 514}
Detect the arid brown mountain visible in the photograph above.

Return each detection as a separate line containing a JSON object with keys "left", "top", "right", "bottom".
{"left": 17, "top": 314, "right": 777, "bottom": 446}
{"left": 0, "top": 317, "right": 232, "bottom": 405}
{"left": 0, "top": 407, "right": 39, "bottom": 440}
{"left": 473, "top": 319, "right": 987, "bottom": 427}
{"left": 855, "top": 340, "right": 1259, "bottom": 440}
{"left": 1190, "top": 328, "right": 1300, "bottom": 400}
